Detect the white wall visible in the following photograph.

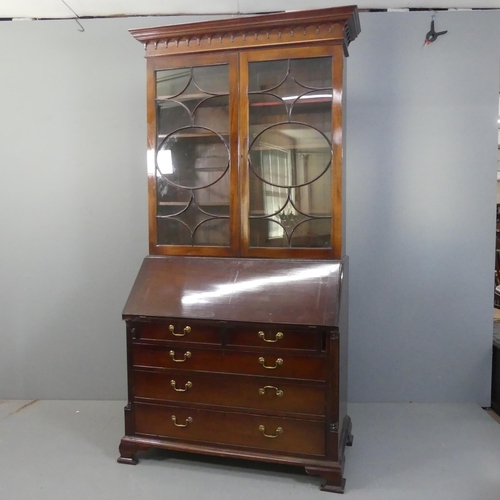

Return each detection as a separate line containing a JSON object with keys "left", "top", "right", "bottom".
{"left": 0, "top": 15, "right": 221, "bottom": 399}
{"left": 347, "top": 11, "right": 499, "bottom": 403}
{"left": 0, "top": 11, "right": 498, "bottom": 403}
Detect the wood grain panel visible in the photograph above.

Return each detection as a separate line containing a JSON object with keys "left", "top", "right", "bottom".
{"left": 132, "top": 344, "right": 326, "bottom": 380}
{"left": 135, "top": 320, "right": 222, "bottom": 345}
{"left": 134, "top": 369, "right": 325, "bottom": 416}
{"left": 134, "top": 402, "right": 325, "bottom": 456}
{"left": 123, "top": 256, "right": 342, "bottom": 327}
{"left": 227, "top": 325, "right": 320, "bottom": 351}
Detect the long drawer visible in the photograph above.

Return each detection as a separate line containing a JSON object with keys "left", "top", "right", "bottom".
{"left": 132, "top": 344, "right": 326, "bottom": 381}
{"left": 134, "top": 369, "right": 325, "bottom": 416}
{"left": 134, "top": 402, "right": 325, "bottom": 457}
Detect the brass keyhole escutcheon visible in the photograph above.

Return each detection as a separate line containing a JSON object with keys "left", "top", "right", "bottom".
{"left": 258, "top": 357, "right": 283, "bottom": 369}
{"left": 170, "top": 380, "right": 193, "bottom": 392}
{"left": 169, "top": 325, "right": 191, "bottom": 337}
{"left": 258, "top": 425, "right": 283, "bottom": 438}
{"left": 171, "top": 415, "right": 193, "bottom": 428}
{"left": 258, "top": 331, "right": 284, "bottom": 343}
{"left": 169, "top": 350, "right": 192, "bottom": 362}
{"left": 258, "top": 385, "right": 284, "bottom": 397}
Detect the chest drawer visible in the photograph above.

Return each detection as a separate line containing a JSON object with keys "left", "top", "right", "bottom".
{"left": 132, "top": 344, "right": 326, "bottom": 381}
{"left": 134, "top": 402, "right": 325, "bottom": 457}
{"left": 227, "top": 325, "right": 320, "bottom": 351}
{"left": 134, "top": 369, "right": 325, "bottom": 416}
{"left": 133, "top": 320, "right": 221, "bottom": 345}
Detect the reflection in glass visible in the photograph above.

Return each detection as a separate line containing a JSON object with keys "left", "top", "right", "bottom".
{"left": 157, "top": 100, "right": 191, "bottom": 137}
{"left": 193, "top": 218, "right": 230, "bottom": 246}
{"left": 249, "top": 123, "right": 331, "bottom": 187}
{"left": 248, "top": 56, "right": 333, "bottom": 249}
{"left": 248, "top": 60, "right": 288, "bottom": 92}
{"left": 156, "top": 68, "right": 191, "bottom": 98}
{"left": 157, "top": 127, "right": 229, "bottom": 189}
{"left": 289, "top": 57, "right": 332, "bottom": 89}
{"left": 155, "top": 64, "right": 230, "bottom": 246}
{"left": 194, "top": 96, "right": 229, "bottom": 129}
{"left": 249, "top": 94, "right": 288, "bottom": 134}
{"left": 192, "top": 65, "right": 229, "bottom": 94}
{"left": 290, "top": 219, "right": 330, "bottom": 248}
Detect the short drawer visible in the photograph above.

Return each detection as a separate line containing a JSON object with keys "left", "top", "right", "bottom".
{"left": 227, "top": 325, "right": 320, "bottom": 351}
{"left": 134, "top": 370, "right": 325, "bottom": 416}
{"left": 133, "top": 320, "right": 221, "bottom": 345}
{"left": 134, "top": 402, "right": 325, "bottom": 457}
{"left": 132, "top": 344, "right": 326, "bottom": 381}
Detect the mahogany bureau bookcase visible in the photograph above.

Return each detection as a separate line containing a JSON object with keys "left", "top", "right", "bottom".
{"left": 118, "top": 6, "right": 360, "bottom": 493}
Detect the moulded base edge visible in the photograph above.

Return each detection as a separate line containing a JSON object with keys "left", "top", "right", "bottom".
{"left": 118, "top": 414, "right": 352, "bottom": 494}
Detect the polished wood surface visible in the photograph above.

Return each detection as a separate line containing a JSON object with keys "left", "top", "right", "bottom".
{"left": 133, "top": 369, "right": 326, "bottom": 416}
{"left": 130, "top": 7, "right": 360, "bottom": 57}
{"left": 132, "top": 343, "right": 327, "bottom": 380}
{"left": 137, "top": 9, "right": 358, "bottom": 259}
{"left": 123, "top": 256, "right": 342, "bottom": 326}
{"left": 121, "top": 6, "right": 357, "bottom": 494}
{"left": 227, "top": 326, "right": 321, "bottom": 351}
{"left": 120, "top": 257, "right": 350, "bottom": 492}
{"left": 134, "top": 402, "right": 326, "bottom": 456}
{"left": 136, "top": 320, "right": 221, "bottom": 345}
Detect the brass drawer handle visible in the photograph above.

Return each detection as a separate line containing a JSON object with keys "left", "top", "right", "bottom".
{"left": 169, "top": 350, "right": 192, "bottom": 362}
{"left": 259, "top": 425, "right": 283, "bottom": 438}
{"left": 258, "top": 331, "right": 284, "bottom": 343}
{"left": 170, "top": 380, "right": 193, "bottom": 392}
{"left": 258, "top": 357, "right": 283, "bottom": 369}
{"left": 169, "top": 325, "right": 191, "bottom": 337}
{"left": 258, "top": 385, "right": 284, "bottom": 397}
{"left": 171, "top": 415, "right": 193, "bottom": 428}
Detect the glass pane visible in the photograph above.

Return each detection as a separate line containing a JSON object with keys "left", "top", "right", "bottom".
{"left": 193, "top": 218, "right": 230, "bottom": 246}
{"left": 249, "top": 219, "right": 287, "bottom": 247}
{"left": 155, "top": 63, "right": 230, "bottom": 247}
{"left": 290, "top": 219, "right": 330, "bottom": 248}
{"left": 249, "top": 174, "right": 288, "bottom": 217}
{"left": 157, "top": 184, "right": 191, "bottom": 215}
{"left": 290, "top": 91, "right": 332, "bottom": 134}
{"left": 157, "top": 201, "right": 230, "bottom": 247}
{"left": 289, "top": 57, "right": 332, "bottom": 89}
{"left": 295, "top": 169, "right": 332, "bottom": 216}
{"left": 192, "top": 65, "right": 229, "bottom": 94}
{"left": 193, "top": 171, "right": 230, "bottom": 212}
{"left": 157, "top": 100, "right": 191, "bottom": 137}
{"left": 248, "top": 56, "right": 333, "bottom": 249}
{"left": 157, "top": 127, "right": 228, "bottom": 189}
{"left": 249, "top": 123, "right": 331, "bottom": 187}
{"left": 157, "top": 218, "right": 192, "bottom": 246}
{"left": 249, "top": 94, "right": 288, "bottom": 137}
{"left": 156, "top": 68, "right": 191, "bottom": 98}
{"left": 194, "top": 96, "right": 229, "bottom": 133}
{"left": 248, "top": 60, "right": 288, "bottom": 92}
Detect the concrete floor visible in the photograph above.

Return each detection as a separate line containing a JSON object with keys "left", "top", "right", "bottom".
{"left": 1, "top": 401, "right": 499, "bottom": 499}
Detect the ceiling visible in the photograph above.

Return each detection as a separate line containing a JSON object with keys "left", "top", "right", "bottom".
{"left": 1, "top": 0, "right": 500, "bottom": 19}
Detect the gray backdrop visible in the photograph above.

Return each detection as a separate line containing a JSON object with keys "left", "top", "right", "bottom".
{"left": 0, "top": 11, "right": 498, "bottom": 404}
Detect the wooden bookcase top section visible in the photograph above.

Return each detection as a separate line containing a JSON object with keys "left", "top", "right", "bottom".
{"left": 129, "top": 6, "right": 360, "bottom": 57}
{"left": 123, "top": 256, "right": 343, "bottom": 326}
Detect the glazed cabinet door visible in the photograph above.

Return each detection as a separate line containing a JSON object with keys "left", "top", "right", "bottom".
{"left": 149, "top": 53, "right": 240, "bottom": 256}
{"left": 239, "top": 46, "right": 344, "bottom": 259}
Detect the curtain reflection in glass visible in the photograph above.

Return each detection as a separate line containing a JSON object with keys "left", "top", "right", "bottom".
{"left": 248, "top": 57, "right": 333, "bottom": 249}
